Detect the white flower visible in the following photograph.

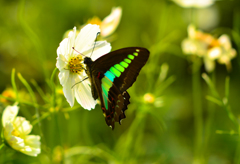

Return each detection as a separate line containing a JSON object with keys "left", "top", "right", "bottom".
{"left": 63, "top": 7, "right": 122, "bottom": 40}
{"left": 56, "top": 24, "right": 111, "bottom": 109}
{"left": 2, "top": 105, "right": 41, "bottom": 156}
{"left": 100, "top": 7, "right": 122, "bottom": 37}
{"left": 86, "top": 7, "right": 122, "bottom": 38}
{"left": 182, "top": 24, "right": 237, "bottom": 72}
{"left": 173, "top": 0, "right": 214, "bottom": 8}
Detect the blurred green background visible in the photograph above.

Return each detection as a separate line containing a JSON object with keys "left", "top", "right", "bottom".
{"left": 0, "top": 0, "right": 240, "bottom": 163}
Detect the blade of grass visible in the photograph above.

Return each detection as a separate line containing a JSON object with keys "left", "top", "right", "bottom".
{"left": 17, "top": 73, "right": 37, "bottom": 107}
{"left": 205, "top": 95, "right": 222, "bottom": 106}
{"left": 225, "top": 76, "right": 230, "bottom": 100}
{"left": 202, "top": 73, "right": 220, "bottom": 99}
{"left": 50, "top": 68, "right": 58, "bottom": 109}
{"left": 11, "top": 68, "right": 19, "bottom": 102}
{"left": 31, "top": 79, "right": 49, "bottom": 103}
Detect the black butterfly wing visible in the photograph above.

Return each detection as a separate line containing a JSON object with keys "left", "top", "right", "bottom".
{"left": 89, "top": 47, "right": 149, "bottom": 129}
{"left": 92, "top": 47, "right": 150, "bottom": 92}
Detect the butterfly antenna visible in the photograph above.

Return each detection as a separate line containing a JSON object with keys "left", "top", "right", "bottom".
{"left": 71, "top": 77, "right": 89, "bottom": 89}
{"left": 90, "top": 32, "right": 100, "bottom": 58}
{"left": 72, "top": 47, "right": 87, "bottom": 57}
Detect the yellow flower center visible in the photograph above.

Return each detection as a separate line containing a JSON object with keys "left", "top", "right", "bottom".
{"left": 68, "top": 56, "right": 84, "bottom": 74}
{"left": 143, "top": 93, "right": 155, "bottom": 104}
{"left": 11, "top": 129, "right": 20, "bottom": 137}
{"left": 87, "top": 16, "right": 102, "bottom": 26}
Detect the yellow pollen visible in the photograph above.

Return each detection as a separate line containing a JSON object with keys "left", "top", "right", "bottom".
{"left": 11, "top": 129, "right": 20, "bottom": 137}
{"left": 143, "top": 93, "right": 155, "bottom": 104}
{"left": 68, "top": 56, "right": 84, "bottom": 74}
{"left": 87, "top": 16, "right": 102, "bottom": 26}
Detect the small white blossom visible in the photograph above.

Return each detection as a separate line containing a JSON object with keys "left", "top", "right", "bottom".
{"left": 182, "top": 24, "right": 237, "bottom": 72}
{"left": 63, "top": 7, "right": 122, "bottom": 40}
{"left": 173, "top": 0, "right": 214, "bottom": 8}
{"left": 2, "top": 105, "right": 41, "bottom": 156}
{"left": 56, "top": 24, "right": 111, "bottom": 109}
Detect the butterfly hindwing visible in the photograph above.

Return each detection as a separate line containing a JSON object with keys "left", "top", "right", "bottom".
{"left": 92, "top": 72, "right": 130, "bottom": 129}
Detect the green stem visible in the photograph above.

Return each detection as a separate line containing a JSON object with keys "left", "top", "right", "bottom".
{"left": 0, "top": 143, "right": 5, "bottom": 150}
{"left": 0, "top": 143, "right": 5, "bottom": 164}
{"left": 50, "top": 67, "right": 64, "bottom": 163}
{"left": 203, "top": 72, "right": 216, "bottom": 162}
{"left": 51, "top": 68, "right": 58, "bottom": 108}
{"left": 234, "top": 126, "right": 240, "bottom": 164}
{"left": 192, "top": 58, "right": 203, "bottom": 164}
{"left": 54, "top": 112, "right": 64, "bottom": 164}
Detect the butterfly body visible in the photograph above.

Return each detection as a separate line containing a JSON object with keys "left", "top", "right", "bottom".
{"left": 84, "top": 47, "right": 149, "bottom": 129}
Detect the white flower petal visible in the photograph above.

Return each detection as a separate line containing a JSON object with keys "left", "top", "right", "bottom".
{"left": 208, "top": 47, "right": 221, "bottom": 59}
{"left": 173, "top": 0, "right": 214, "bottom": 8}
{"left": 75, "top": 80, "right": 97, "bottom": 110}
{"left": 2, "top": 105, "right": 19, "bottom": 127}
{"left": 83, "top": 41, "right": 112, "bottom": 61}
{"left": 56, "top": 54, "right": 68, "bottom": 70}
{"left": 10, "top": 136, "right": 25, "bottom": 150}
{"left": 67, "top": 27, "right": 77, "bottom": 58}
{"left": 25, "top": 135, "right": 41, "bottom": 147}
{"left": 58, "top": 68, "right": 70, "bottom": 86}
{"left": 13, "top": 117, "right": 32, "bottom": 136}
{"left": 21, "top": 146, "right": 40, "bottom": 157}
{"left": 204, "top": 57, "right": 215, "bottom": 72}
{"left": 19, "top": 135, "right": 41, "bottom": 156}
{"left": 3, "top": 121, "right": 15, "bottom": 141}
{"left": 218, "top": 34, "right": 231, "bottom": 50}
{"left": 188, "top": 24, "right": 197, "bottom": 39}
{"left": 63, "top": 74, "right": 77, "bottom": 107}
{"left": 57, "top": 38, "right": 69, "bottom": 58}
{"left": 101, "top": 7, "right": 122, "bottom": 37}
{"left": 75, "top": 24, "right": 100, "bottom": 53}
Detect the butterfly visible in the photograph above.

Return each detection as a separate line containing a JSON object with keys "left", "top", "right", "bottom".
{"left": 83, "top": 47, "right": 150, "bottom": 129}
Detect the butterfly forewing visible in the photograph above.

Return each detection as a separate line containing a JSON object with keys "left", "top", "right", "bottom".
{"left": 92, "top": 47, "right": 149, "bottom": 92}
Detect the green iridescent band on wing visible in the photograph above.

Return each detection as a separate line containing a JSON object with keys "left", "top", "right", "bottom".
{"left": 114, "top": 64, "right": 125, "bottom": 72}
{"left": 120, "top": 61, "right": 128, "bottom": 68}
{"left": 128, "top": 54, "right": 134, "bottom": 60}
{"left": 100, "top": 50, "right": 140, "bottom": 111}
{"left": 110, "top": 67, "right": 121, "bottom": 77}
{"left": 101, "top": 77, "right": 113, "bottom": 110}
{"left": 133, "top": 52, "right": 138, "bottom": 56}
{"left": 124, "top": 58, "right": 131, "bottom": 63}
{"left": 104, "top": 71, "right": 115, "bottom": 82}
